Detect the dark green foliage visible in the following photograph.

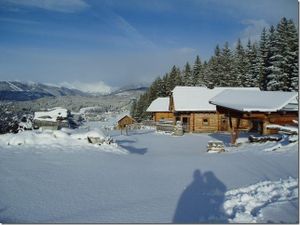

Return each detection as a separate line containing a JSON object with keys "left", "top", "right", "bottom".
{"left": 192, "top": 55, "right": 205, "bottom": 86}
{"left": 183, "top": 62, "right": 193, "bottom": 86}
{"left": 131, "top": 17, "right": 298, "bottom": 121}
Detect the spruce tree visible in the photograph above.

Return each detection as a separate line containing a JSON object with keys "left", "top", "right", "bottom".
{"left": 220, "top": 42, "right": 234, "bottom": 86}
{"left": 192, "top": 55, "right": 204, "bottom": 86}
{"left": 209, "top": 45, "right": 222, "bottom": 86}
{"left": 233, "top": 38, "right": 246, "bottom": 87}
{"left": 266, "top": 25, "right": 281, "bottom": 91}
{"left": 286, "top": 19, "right": 298, "bottom": 91}
{"left": 259, "top": 28, "right": 269, "bottom": 90}
{"left": 275, "top": 17, "right": 290, "bottom": 91}
{"left": 183, "top": 62, "right": 193, "bottom": 86}
{"left": 202, "top": 61, "right": 213, "bottom": 88}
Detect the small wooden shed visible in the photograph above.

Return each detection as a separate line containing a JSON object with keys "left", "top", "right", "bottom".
{"left": 117, "top": 115, "right": 136, "bottom": 129}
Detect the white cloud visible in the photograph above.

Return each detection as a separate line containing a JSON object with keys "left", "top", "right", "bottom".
{"left": 106, "top": 11, "right": 157, "bottom": 49}
{"left": 239, "top": 19, "right": 270, "bottom": 45}
{"left": 3, "top": 0, "right": 89, "bottom": 13}
{"left": 60, "top": 81, "right": 112, "bottom": 94}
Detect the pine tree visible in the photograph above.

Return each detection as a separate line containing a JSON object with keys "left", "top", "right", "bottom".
{"left": 286, "top": 19, "right": 298, "bottom": 91}
{"left": 162, "top": 73, "right": 170, "bottom": 94}
{"left": 266, "top": 25, "right": 281, "bottom": 91}
{"left": 174, "top": 66, "right": 183, "bottom": 86}
{"left": 233, "top": 38, "right": 246, "bottom": 87}
{"left": 202, "top": 61, "right": 213, "bottom": 88}
{"left": 275, "top": 17, "right": 290, "bottom": 91}
{"left": 220, "top": 42, "right": 234, "bottom": 86}
{"left": 183, "top": 62, "right": 193, "bottom": 86}
{"left": 244, "top": 40, "right": 260, "bottom": 87}
{"left": 192, "top": 55, "right": 204, "bottom": 86}
{"left": 164, "top": 65, "right": 181, "bottom": 93}
{"left": 208, "top": 45, "right": 222, "bottom": 86}
{"left": 259, "top": 27, "right": 269, "bottom": 90}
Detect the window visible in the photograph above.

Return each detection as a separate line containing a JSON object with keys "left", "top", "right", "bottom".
{"left": 203, "top": 118, "right": 209, "bottom": 126}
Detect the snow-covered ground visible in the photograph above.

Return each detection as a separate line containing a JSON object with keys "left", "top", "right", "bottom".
{"left": 0, "top": 124, "right": 298, "bottom": 223}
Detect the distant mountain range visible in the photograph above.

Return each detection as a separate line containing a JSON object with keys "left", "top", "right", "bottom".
{"left": 0, "top": 81, "right": 148, "bottom": 101}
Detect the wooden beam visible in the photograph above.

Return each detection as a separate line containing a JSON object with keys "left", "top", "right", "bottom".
{"left": 236, "top": 118, "right": 241, "bottom": 129}
{"left": 229, "top": 114, "right": 233, "bottom": 129}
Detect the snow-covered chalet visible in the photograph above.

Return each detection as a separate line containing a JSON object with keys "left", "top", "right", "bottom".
{"left": 33, "top": 107, "right": 70, "bottom": 130}
{"left": 209, "top": 89, "right": 298, "bottom": 137}
{"left": 147, "top": 86, "right": 259, "bottom": 133}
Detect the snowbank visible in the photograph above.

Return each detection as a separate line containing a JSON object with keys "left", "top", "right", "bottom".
{"left": 71, "top": 129, "right": 106, "bottom": 140}
{"left": 224, "top": 177, "right": 298, "bottom": 223}
{"left": 0, "top": 129, "right": 127, "bottom": 154}
{"left": 266, "top": 124, "right": 298, "bottom": 134}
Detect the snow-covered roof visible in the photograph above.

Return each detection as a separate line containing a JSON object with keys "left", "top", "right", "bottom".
{"left": 117, "top": 115, "right": 135, "bottom": 122}
{"left": 172, "top": 86, "right": 259, "bottom": 111}
{"left": 209, "top": 90, "right": 298, "bottom": 112}
{"left": 34, "top": 107, "right": 68, "bottom": 122}
{"left": 146, "top": 97, "right": 170, "bottom": 112}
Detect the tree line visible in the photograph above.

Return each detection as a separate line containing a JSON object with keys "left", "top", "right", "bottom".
{"left": 131, "top": 17, "right": 298, "bottom": 121}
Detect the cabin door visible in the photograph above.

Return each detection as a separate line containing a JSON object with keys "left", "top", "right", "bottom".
{"left": 251, "top": 120, "right": 263, "bottom": 134}
{"left": 220, "top": 116, "right": 228, "bottom": 131}
{"left": 182, "top": 117, "right": 190, "bottom": 132}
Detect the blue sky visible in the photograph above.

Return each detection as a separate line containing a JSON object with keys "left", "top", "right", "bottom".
{"left": 0, "top": 0, "right": 298, "bottom": 90}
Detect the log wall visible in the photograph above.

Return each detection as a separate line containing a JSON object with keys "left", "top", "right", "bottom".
{"left": 153, "top": 112, "right": 175, "bottom": 122}
{"left": 193, "top": 113, "right": 219, "bottom": 132}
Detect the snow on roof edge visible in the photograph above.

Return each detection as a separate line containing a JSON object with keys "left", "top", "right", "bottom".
{"left": 209, "top": 90, "right": 298, "bottom": 112}
{"left": 146, "top": 97, "right": 170, "bottom": 112}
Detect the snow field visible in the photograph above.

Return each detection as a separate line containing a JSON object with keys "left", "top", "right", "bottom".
{"left": 224, "top": 177, "right": 298, "bottom": 223}
{"left": 0, "top": 125, "right": 298, "bottom": 223}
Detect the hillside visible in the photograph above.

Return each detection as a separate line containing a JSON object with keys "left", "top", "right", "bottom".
{"left": 0, "top": 81, "right": 88, "bottom": 101}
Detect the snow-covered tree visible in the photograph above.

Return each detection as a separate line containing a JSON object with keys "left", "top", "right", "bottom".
{"left": 233, "top": 38, "right": 246, "bottom": 87}
{"left": 208, "top": 45, "right": 222, "bottom": 86}
{"left": 259, "top": 27, "right": 269, "bottom": 90}
{"left": 244, "top": 40, "right": 260, "bottom": 87}
{"left": 220, "top": 42, "right": 234, "bottom": 86}
{"left": 183, "top": 62, "right": 193, "bottom": 86}
{"left": 285, "top": 19, "right": 298, "bottom": 91}
{"left": 266, "top": 25, "right": 281, "bottom": 91}
{"left": 192, "top": 55, "right": 205, "bottom": 86}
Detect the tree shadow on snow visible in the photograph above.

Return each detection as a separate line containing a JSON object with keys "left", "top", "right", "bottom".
{"left": 173, "top": 170, "right": 228, "bottom": 223}
{"left": 116, "top": 140, "right": 147, "bottom": 155}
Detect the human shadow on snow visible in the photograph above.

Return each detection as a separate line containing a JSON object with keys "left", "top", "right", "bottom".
{"left": 173, "top": 170, "right": 228, "bottom": 223}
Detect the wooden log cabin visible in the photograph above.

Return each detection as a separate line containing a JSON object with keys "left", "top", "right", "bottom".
{"left": 209, "top": 89, "right": 298, "bottom": 143}
{"left": 146, "top": 97, "right": 174, "bottom": 122}
{"left": 147, "top": 86, "right": 259, "bottom": 133}
{"left": 171, "top": 86, "right": 260, "bottom": 133}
